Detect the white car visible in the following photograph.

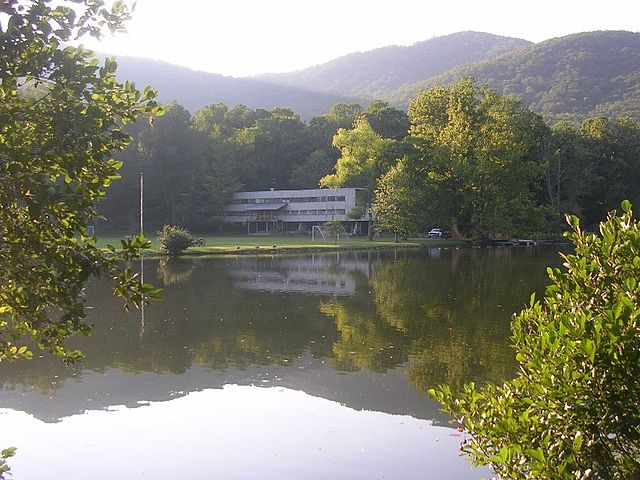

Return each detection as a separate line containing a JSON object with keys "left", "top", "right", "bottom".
{"left": 427, "top": 228, "right": 443, "bottom": 238}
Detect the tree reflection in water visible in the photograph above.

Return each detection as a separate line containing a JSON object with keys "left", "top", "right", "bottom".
{"left": 0, "top": 247, "right": 562, "bottom": 421}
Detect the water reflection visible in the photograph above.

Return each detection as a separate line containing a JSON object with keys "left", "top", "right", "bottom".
{"left": 156, "top": 257, "right": 197, "bottom": 286}
{"left": 0, "top": 247, "right": 562, "bottom": 425}
{"left": 228, "top": 254, "right": 371, "bottom": 296}
{"left": 2, "top": 385, "right": 489, "bottom": 480}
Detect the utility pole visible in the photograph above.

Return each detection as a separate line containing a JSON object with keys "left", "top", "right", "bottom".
{"left": 367, "top": 200, "right": 373, "bottom": 241}
{"left": 140, "top": 172, "right": 144, "bottom": 236}
{"left": 140, "top": 171, "right": 145, "bottom": 336}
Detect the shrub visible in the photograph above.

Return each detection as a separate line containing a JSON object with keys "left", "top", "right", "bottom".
{"left": 431, "top": 201, "right": 640, "bottom": 479}
{"left": 157, "top": 225, "right": 194, "bottom": 255}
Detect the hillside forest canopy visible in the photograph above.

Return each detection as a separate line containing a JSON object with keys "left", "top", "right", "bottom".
{"left": 116, "top": 31, "right": 640, "bottom": 127}
{"left": 97, "top": 78, "right": 640, "bottom": 238}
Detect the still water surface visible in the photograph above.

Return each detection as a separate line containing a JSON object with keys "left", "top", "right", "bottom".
{"left": 0, "top": 246, "right": 564, "bottom": 479}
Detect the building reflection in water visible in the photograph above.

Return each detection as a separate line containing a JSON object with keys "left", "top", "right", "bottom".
{"left": 229, "top": 253, "right": 374, "bottom": 296}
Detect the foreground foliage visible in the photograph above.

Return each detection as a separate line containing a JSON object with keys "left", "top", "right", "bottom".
{"left": 0, "top": 0, "right": 161, "bottom": 363}
{"left": 431, "top": 201, "right": 640, "bottom": 478}
{"left": 0, "top": 448, "right": 15, "bottom": 480}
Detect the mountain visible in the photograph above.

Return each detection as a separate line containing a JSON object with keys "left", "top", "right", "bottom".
{"left": 386, "top": 31, "right": 640, "bottom": 124}
{"left": 110, "top": 56, "right": 360, "bottom": 120}
{"left": 108, "top": 31, "right": 640, "bottom": 124}
{"left": 256, "top": 31, "right": 531, "bottom": 99}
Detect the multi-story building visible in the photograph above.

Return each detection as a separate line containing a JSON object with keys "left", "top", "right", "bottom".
{"left": 223, "top": 187, "right": 369, "bottom": 235}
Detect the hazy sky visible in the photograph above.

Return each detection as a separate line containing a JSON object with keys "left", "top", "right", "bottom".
{"left": 82, "top": 0, "right": 640, "bottom": 77}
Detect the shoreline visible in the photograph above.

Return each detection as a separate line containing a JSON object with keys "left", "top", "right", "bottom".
{"left": 145, "top": 238, "right": 470, "bottom": 258}
{"left": 102, "top": 235, "right": 564, "bottom": 259}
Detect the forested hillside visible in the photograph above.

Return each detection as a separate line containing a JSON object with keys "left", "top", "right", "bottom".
{"left": 257, "top": 32, "right": 530, "bottom": 99}
{"left": 388, "top": 31, "right": 640, "bottom": 124}
{"left": 107, "top": 31, "right": 639, "bottom": 124}
{"left": 111, "top": 56, "right": 359, "bottom": 120}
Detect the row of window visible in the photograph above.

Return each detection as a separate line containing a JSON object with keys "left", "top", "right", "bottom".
{"left": 282, "top": 209, "right": 347, "bottom": 215}
{"left": 224, "top": 209, "right": 347, "bottom": 217}
{"left": 229, "top": 195, "right": 346, "bottom": 205}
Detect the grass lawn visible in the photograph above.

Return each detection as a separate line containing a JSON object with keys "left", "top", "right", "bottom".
{"left": 96, "top": 233, "right": 465, "bottom": 255}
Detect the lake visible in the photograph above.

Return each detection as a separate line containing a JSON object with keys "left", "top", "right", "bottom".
{"left": 0, "top": 246, "right": 565, "bottom": 479}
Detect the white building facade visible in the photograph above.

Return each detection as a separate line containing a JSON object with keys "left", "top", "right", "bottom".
{"left": 223, "top": 187, "right": 369, "bottom": 234}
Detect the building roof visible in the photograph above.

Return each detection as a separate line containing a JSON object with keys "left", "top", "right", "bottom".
{"left": 231, "top": 187, "right": 365, "bottom": 198}
{"left": 238, "top": 203, "right": 288, "bottom": 211}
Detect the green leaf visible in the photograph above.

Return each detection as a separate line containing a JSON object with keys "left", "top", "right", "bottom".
{"left": 613, "top": 301, "right": 624, "bottom": 319}
{"left": 582, "top": 339, "right": 595, "bottom": 362}
{"left": 1, "top": 447, "right": 16, "bottom": 458}
{"left": 527, "top": 448, "right": 545, "bottom": 464}
{"left": 27, "top": 202, "right": 42, "bottom": 219}
{"left": 573, "top": 431, "right": 583, "bottom": 451}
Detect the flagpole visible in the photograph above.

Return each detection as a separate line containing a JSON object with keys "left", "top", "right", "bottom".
{"left": 140, "top": 171, "right": 144, "bottom": 237}
{"left": 140, "top": 171, "right": 145, "bottom": 336}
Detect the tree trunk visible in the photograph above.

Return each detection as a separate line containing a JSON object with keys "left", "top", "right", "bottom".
{"left": 451, "top": 217, "right": 467, "bottom": 240}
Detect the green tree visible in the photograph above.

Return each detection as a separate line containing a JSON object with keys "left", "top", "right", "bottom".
{"left": 578, "top": 117, "right": 640, "bottom": 228}
{"left": 100, "top": 102, "right": 242, "bottom": 231}
{"left": 407, "top": 77, "right": 549, "bottom": 237}
{"left": 135, "top": 103, "right": 212, "bottom": 228}
{"left": 0, "top": 0, "right": 161, "bottom": 363}
{"left": 289, "top": 150, "right": 335, "bottom": 189}
{"left": 92, "top": 116, "right": 150, "bottom": 230}
{"left": 325, "top": 103, "right": 364, "bottom": 128}
{"left": 320, "top": 117, "right": 399, "bottom": 191}
{"left": 545, "top": 123, "right": 593, "bottom": 218}
{"left": 374, "top": 158, "right": 424, "bottom": 239}
{"left": 431, "top": 201, "right": 640, "bottom": 478}
{"left": 362, "top": 100, "right": 409, "bottom": 140}
{"left": 191, "top": 102, "right": 231, "bottom": 139}
{"left": 543, "top": 117, "right": 640, "bottom": 231}
{"left": 234, "top": 108, "right": 313, "bottom": 190}
{"left": 306, "top": 115, "right": 341, "bottom": 151}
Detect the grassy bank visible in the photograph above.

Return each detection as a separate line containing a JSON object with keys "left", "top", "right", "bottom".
{"left": 96, "top": 234, "right": 467, "bottom": 256}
